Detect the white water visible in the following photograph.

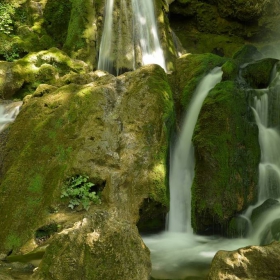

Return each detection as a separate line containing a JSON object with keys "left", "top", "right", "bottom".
{"left": 0, "top": 102, "right": 22, "bottom": 133}
{"left": 98, "top": 0, "right": 166, "bottom": 74}
{"left": 131, "top": 0, "right": 166, "bottom": 71}
{"left": 242, "top": 67, "right": 280, "bottom": 243}
{"left": 168, "top": 67, "right": 223, "bottom": 233}
{"left": 144, "top": 68, "right": 231, "bottom": 279}
{"left": 97, "top": 0, "right": 115, "bottom": 74}
{"left": 144, "top": 64, "right": 280, "bottom": 279}
{"left": 253, "top": 98, "right": 280, "bottom": 200}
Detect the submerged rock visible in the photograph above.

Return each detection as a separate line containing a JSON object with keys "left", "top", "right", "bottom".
{"left": 208, "top": 242, "right": 280, "bottom": 280}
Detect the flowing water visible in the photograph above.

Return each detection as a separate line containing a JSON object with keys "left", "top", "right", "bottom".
{"left": 0, "top": 102, "right": 22, "bottom": 133}
{"left": 168, "top": 67, "right": 223, "bottom": 233}
{"left": 144, "top": 63, "right": 280, "bottom": 279}
{"left": 98, "top": 0, "right": 166, "bottom": 75}
{"left": 244, "top": 64, "right": 280, "bottom": 244}
{"left": 144, "top": 68, "right": 230, "bottom": 279}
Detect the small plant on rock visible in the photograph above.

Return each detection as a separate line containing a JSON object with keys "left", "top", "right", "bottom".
{"left": 61, "top": 175, "right": 100, "bottom": 211}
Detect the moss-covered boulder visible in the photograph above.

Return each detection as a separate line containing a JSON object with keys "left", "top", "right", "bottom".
{"left": 174, "top": 53, "right": 226, "bottom": 119}
{"left": 192, "top": 80, "right": 260, "bottom": 234}
{"left": 0, "top": 48, "right": 89, "bottom": 99}
{"left": 208, "top": 242, "right": 280, "bottom": 280}
{"left": 241, "top": 58, "right": 279, "bottom": 89}
{"left": 0, "top": 64, "right": 174, "bottom": 278}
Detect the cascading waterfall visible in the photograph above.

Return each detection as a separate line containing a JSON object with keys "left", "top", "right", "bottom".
{"left": 244, "top": 64, "right": 280, "bottom": 244}
{"left": 144, "top": 63, "right": 280, "bottom": 279}
{"left": 98, "top": 0, "right": 166, "bottom": 75}
{"left": 0, "top": 102, "right": 22, "bottom": 134}
{"left": 168, "top": 67, "right": 223, "bottom": 233}
{"left": 253, "top": 94, "right": 280, "bottom": 201}
{"left": 143, "top": 68, "right": 238, "bottom": 279}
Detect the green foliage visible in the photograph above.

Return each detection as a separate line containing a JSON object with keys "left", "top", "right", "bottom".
{"left": 61, "top": 175, "right": 100, "bottom": 210}
{"left": 0, "top": 3, "right": 14, "bottom": 35}
{"left": 3, "top": 44, "right": 20, "bottom": 61}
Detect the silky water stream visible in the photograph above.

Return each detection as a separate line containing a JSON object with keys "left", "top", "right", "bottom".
{"left": 143, "top": 64, "right": 280, "bottom": 279}
{"left": 0, "top": 102, "right": 22, "bottom": 133}
{"left": 98, "top": 0, "right": 166, "bottom": 74}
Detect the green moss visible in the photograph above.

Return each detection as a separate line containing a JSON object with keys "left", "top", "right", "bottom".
{"left": 221, "top": 59, "right": 239, "bottom": 81}
{"left": 176, "top": 53, "right": 226, "bottom": 111}
{"left": 63, "top": 0, "right": 88, "bottom": 52}
{"left": 241, "top": 58, "right": 278, "bottom": 88}
{"left": 28, "top": 174, "right": 43, "bottom": 193}
{"left": 170, "top": 16, "right": 245, "bottom": 58}
{"left": 43, "top": 0, "right": 72, "bottom": 47}
{"left": 191, "top": 81, "right": 260, "bottom": 234}
{"left": 5, "top": 233, "right": 21, "bottom": 250}
{"left": 232, "top": 44, "right": 261, "bottom": 64}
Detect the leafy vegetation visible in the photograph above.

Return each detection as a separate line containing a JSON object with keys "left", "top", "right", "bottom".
{"left": 0, "top": 2, "right": 14, "bottom": 35}
{"left": 61, "top": 175, "right": 100, "bottom": 210}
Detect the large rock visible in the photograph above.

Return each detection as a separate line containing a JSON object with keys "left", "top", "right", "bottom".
{"left": 173, "top": 54, "right": 260, "bottom": 234}
{"left": 192, "top": 79, "right": 260, "bottom": 234}
{"left": 241, "top": 58, "right": 279, "bottom": 89}
{"left": 0, "top": 64, "right": 174, "bottom": 278}
{"left": 208, "top": 242, "right": 280, "bottom": 280}
{"left": 32, "top": 212, "right": 151, "bottom": 280}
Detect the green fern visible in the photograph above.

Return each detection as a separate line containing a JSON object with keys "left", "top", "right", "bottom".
{"left": 61, "top": 175, "right": 100, "bottom": 211}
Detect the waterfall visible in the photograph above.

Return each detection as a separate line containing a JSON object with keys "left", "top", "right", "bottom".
{"left": 144, "top": 68, "right": 230, "bottom": 279}
{"left": 98, "top": 0, "right": 166, "bottom": 75}
{"left": 168, "top": 67, "right": 223, "bottom": 232}
{"left": 0, "top": 102, "right": 22, "bottom": 133}
{"left": 252, "top": 94, "right": 280, "bottom": 201}
{"left": 242, "top": 64, "right": 280, "bottom": 244}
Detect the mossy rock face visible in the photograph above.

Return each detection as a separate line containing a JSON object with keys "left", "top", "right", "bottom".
{"left": 0, "top": 48, "right": 89, "bottom": 99}
{"left": 215, "top": 0, "right": 267, "bottom": 21}
{"left": 174, "top": 53, "right": 226, "bottom": 119}
{"left": 192, "top": 81, "right": 260, "bottom": 234}
{"left": 63, "top": 0, "right": 104, "bottom": 66}
{"left": 241, "top": 58, "right": 279, "bottom": 89}
{"left": 232, "top": 44, "right": 262, "bottom": 64}
{"left": 42, "top": 0, "right": 72, "bottom": 48}
{"left": 0, "top": 64, "right": 173, "bottom": 278}
{"left": 169, "top": 1, "right": 280, "bottom": 59}
{"left": 221, "top": 59, "right": 239, "bottom": 81}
